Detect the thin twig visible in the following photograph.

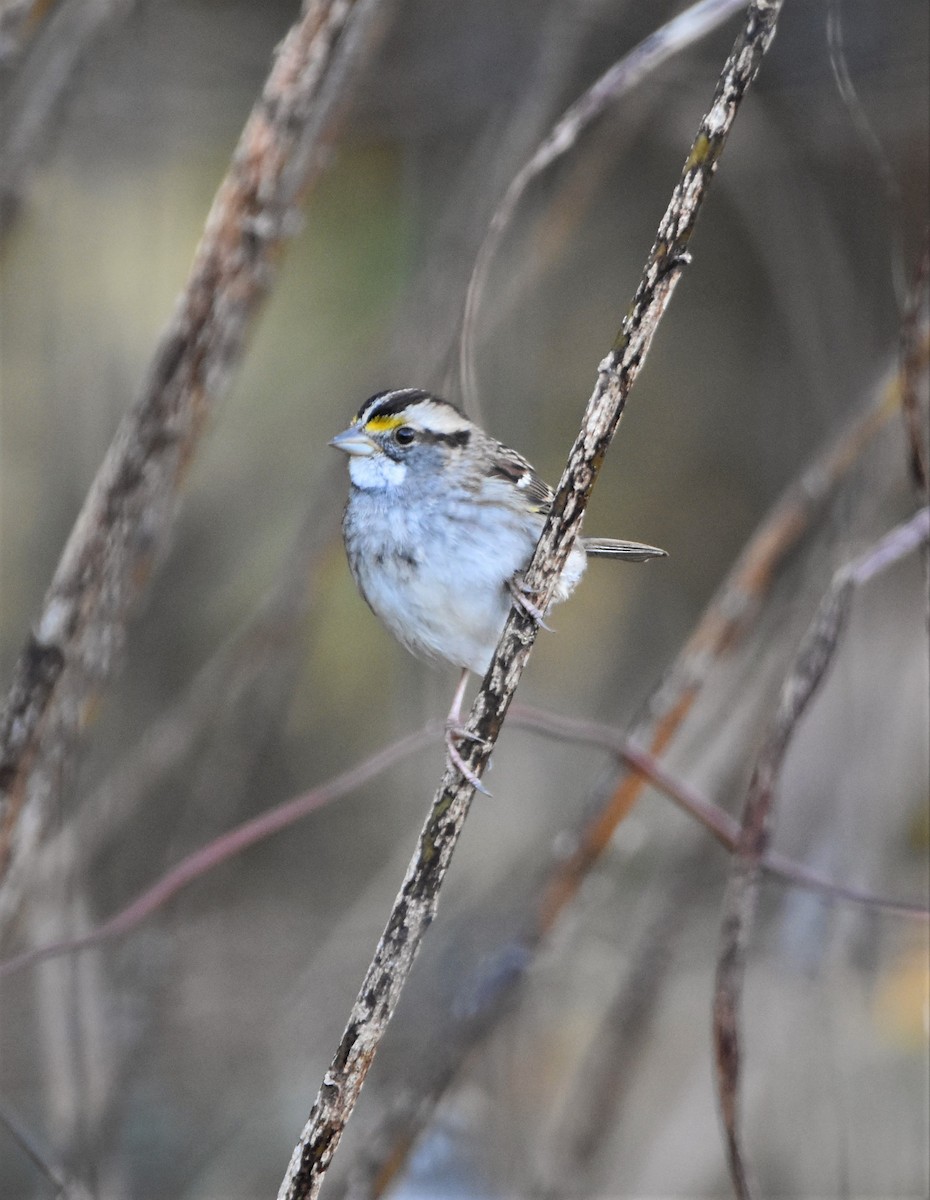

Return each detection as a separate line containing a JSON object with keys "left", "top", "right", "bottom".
{"left": 533, "top": 337, "right": 928, "bottom": 939}
{"left": 6, "top": 694, "right": 924, "bottom": 985}
{"left": 0, "top": 720, "right": 443, "bottom": 981}
{"left": 0, "top": 1099, "right": 92, "bottom": 1200}
{"left": 511, "top": 705, "right": 929, "bottom": 919}
{"left": 826, "top": 0, "right": 908, "bottom": 307}
{"left": 278, "top": 6, "right": 783, "bottom": 1196}
{"left": 0, "top": 0, "right": 386, "bottom": 913}
{"left": 458, "top": 0, "right": 749, "bottom": 416}
{"left": 712, "top": 506, "right": 930, "bottom": 1200}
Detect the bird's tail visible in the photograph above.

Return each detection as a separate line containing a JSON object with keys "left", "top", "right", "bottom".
{"left": 582, "top": 537, "right": 667, "bottom": 562}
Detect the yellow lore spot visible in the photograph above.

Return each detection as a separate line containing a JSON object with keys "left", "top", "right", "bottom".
{"left": 364, "top": 414, "right": 406, "bottom": 433}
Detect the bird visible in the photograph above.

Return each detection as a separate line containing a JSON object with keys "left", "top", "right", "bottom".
{"left": 330, "top": 387, "right": 665, "bottom": 788}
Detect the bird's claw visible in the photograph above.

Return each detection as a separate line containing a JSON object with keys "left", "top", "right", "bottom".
{"left": 445, "top": 724, "right": 492, "bottom": 795}
{"left": 509, "top": 578, "right": 553, "bottom": 631}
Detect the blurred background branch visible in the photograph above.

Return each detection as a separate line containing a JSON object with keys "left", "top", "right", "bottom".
{"left": 458, "top": 0, "right": 749, "bottom": 419}
{"left": 0, "top": 0, "right": 136, "bottom": 231}
{"left": 714, "top": 505, "right": 930, "bottom": 1200}
{"left": 900, "top": 230, "right": 930, "bottom": 493}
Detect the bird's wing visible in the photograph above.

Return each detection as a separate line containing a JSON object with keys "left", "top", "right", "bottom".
{"left": 487, "top": 444, "right": 554, "bottom": 513}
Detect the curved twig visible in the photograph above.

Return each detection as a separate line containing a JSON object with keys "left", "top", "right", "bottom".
{"left": 278, "top": 6, "right": 784, "bottom": 1196}
{"left": 826, "top": 0, "right": 908, "bottom": 308}
{"left": 534, "top": 337, "right": 928, "bottom": 937}
{"left": 458, "top": 0, "right": 750, "bottom": 416}
{"left": 512, "top": 705, "right": 929, "bottom": 920}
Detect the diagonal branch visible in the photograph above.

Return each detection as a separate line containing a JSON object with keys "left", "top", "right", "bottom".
{"left": 0, "top": 0, "right": 386, "bottom": 909}
{"left": 712, "top": 505, "right": 930, "bottom": 1200}
{"left": 512, "top": 705, "right": 929, "bottom": 919}
{"left": 278, "top": 4, "right": 784, "bottom": 1196}
{"left": 534, "top": 339, "right": 926, "bottom": 938}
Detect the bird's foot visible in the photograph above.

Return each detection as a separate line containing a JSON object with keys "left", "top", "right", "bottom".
{"left": 444, "top": 722, "right": 492, "bottom": 795}
{"left": 509, "top": 577, "right": 553, "bottom": 630}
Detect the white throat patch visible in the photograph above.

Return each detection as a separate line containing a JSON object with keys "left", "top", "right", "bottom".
{"left": 349, "top": 453, "right": 407, "bottom": 490}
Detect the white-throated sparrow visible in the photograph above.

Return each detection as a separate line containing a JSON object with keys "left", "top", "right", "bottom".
{"left": 331, "top": 388, "right": 665, "bottom": 786}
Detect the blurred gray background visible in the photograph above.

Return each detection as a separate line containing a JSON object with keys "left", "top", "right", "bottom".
{"left": 1, "top": 1, "right": 928, "bottom": 1197}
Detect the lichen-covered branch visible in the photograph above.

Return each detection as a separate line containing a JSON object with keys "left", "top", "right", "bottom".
{"left": 712, "top": 505, "right": 930, "bottom": 1200}
{"left": 0, "top": 0, "right": 384, "bottom": 915}
{"left": 277, "top": 4, "right": 784, "bottom": 1196}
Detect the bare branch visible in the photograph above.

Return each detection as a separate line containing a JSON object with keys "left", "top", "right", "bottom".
{"left": 0, "top": 0, "right": 386, "bottom": 912}
{"left": 533, "top": 366, "right": 927, "bottom": 937}
{"left": 34, "top": 491, "right": 339, "bottom": 891}
{"left": 713, "top": 506, "right": 930, "bottom": 1200}
{"left": 277, "top": 5, "right": 784, "bottom": 1196}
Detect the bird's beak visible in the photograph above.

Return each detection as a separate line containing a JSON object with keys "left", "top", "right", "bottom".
{"left": 329, "top": 426, "right": 377, "bottom": 457}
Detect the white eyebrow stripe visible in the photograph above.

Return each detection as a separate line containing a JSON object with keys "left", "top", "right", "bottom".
{"left": 412, "top": 403, "right": 472, "bottom": 436}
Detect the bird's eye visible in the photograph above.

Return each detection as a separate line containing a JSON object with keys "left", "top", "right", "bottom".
{"left": 393, "top": 425, "right": 416, "bottom": 446}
